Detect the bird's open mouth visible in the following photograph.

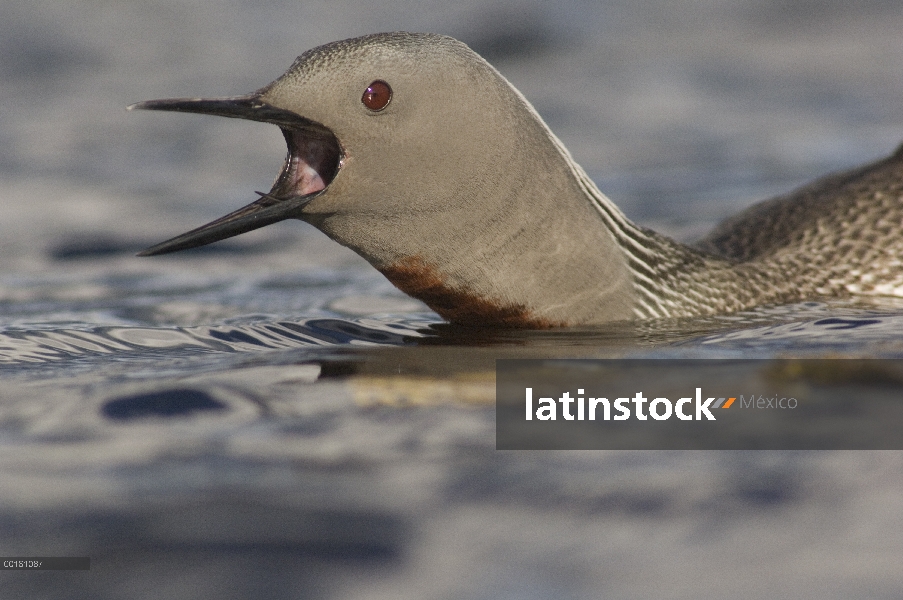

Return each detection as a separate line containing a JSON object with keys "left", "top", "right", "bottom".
{"left": 128, "top": 95, "right": 342, "bottom": 256}
{"left": 271, "top": 127, "right": 342, "bottom": 200}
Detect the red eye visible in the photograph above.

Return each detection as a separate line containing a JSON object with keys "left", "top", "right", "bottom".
{"left": 362, "top": 80, "right": 392, "bottom": 111}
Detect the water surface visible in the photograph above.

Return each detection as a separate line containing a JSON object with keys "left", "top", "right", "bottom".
{"left": 3, "top": 1, "right": 903, "bottom": 598}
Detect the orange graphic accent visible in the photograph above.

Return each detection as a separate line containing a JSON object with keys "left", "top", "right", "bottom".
{"left": 722, "top": 397, "right": 735, "bottom": 409}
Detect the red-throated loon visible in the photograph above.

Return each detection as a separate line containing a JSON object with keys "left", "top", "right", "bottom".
{"left": 129, "top": 32, "right": 903, "bottom": 328}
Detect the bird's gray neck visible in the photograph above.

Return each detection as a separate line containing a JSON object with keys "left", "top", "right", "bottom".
{"left": 321, "top": 155, "right": 744, "bottom": 327}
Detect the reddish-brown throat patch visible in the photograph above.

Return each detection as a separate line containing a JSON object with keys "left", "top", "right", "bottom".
{"left": 378, "top": 256, "right": 560, "bottom": 328}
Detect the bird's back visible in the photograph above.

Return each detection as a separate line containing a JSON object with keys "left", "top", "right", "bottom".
{"left": 695, "top": 144, "right": 903, "bottom": 270}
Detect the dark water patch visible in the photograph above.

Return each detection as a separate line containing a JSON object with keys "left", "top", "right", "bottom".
{"left": 208, "top": 328, "right": 270, "bottom": 347}
{"left": 49, "top": 236, "right": 290, "bottom": 261}
{"left": 49, "top": 235, "right": 145, "bottom": 260}
{"left": 727, "top": 466, "right": 802, "bottom": 509}
{"left": 264, "top": 323, "right": 321, "bottom": 345}
{"left": 813, "top": 317, "right": 882, "bottom": 330}
{"left": 278, "top": 414, "right": 339, "bottom": 437}
{"left": 733, "top": 476, "right": 795, "bottom": 507}
{"left": 102, "top": 389, "right": 226, "bottom": 420}
{"left": 589, "top": 492, "right": 671, "bottom": 516}
{"left": 0, "top": 28, "right": 104, "bottom": 80}
{"left": 692, "top": 453, "right": 811, "bottom": 518}
{"left": 454, "top": 4, "right": 571, "bottom": 62}
{"left": 282, "top": 319, "right": 417, "bottom": 345}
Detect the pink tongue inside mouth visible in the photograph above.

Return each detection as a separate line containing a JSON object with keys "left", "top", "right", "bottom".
{"left": 292, "top": 153, "right": 327, "bottom": 195}
{"left": 289, "top": 134, "right": 337, "bottom": 196}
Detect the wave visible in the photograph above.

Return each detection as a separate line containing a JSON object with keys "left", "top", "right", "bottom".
{"left": 0, "top": 317, "right": 437, "bottom": 365}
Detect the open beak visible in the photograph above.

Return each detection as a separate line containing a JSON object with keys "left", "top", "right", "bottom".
{"left": 128, "top": 96, "right": 341, "bottom": 256}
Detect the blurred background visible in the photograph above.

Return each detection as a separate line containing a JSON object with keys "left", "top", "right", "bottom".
{"left": 2, "top": 1, "right": 903, "bottom": 598}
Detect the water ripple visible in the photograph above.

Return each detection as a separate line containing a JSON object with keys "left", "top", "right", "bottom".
{"left": 0, "top": 317, "right": 434, "bottom": 365}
